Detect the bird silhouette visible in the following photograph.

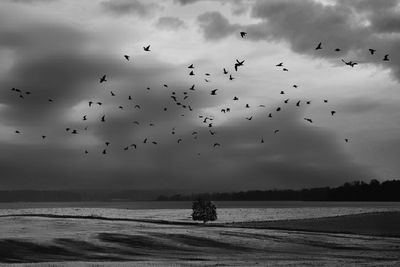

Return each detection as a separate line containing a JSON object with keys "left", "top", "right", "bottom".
{"left": 331, "top": 111, "right": 336, "bottom": 116}
{"left": 177, "top": 139, "right": 182, "bottom": 143}
{"left": 189, "top": 70, "right": 194, "bottom": 76}
{"left": 213, "top": 143, "right": 221, "bottom": 147}
{"left": 209, "top": 130, "right": 216, "bottom": 135}
{"left": 130, "top": 144, "right": 137, "bottom": 149}
{"left": 246, "top": 104, "right": 250, "bottom": 108}
{"left": 42, "top": 135, "right": 46, "bottom": 139}
{"left": 143, "top": 45, "right": 150, "bottom": 51}
{"left": 315, "top": 42, "right": 322, "bottom": 50}
{"left": 240, "top": 31, "right": 247, "bottom": 38}
{"left": 124, "top": 146, "right": 129, "bottom": 151}
{"left": 89, "top": 101, "right": 93, "bottom": 107}
{"left": 143, "top": 138, "right": 147, "bottom": 144}
{"left": 293, "top": 85, "right": 298, "bottom": 88}
{"left": 233, "top": 96, "right": 239, "bottom": 100}
{"left": 304, "top": 118, "right": 313, "bottom": 123}
{"left": 72, "top": 130, "right": 78, "bottom": 134}
{"left": 383, "top": 54, "right": 389, "bottom": 61}
{"left": 15, "top": 130, "right": 20, "bottom": 134}
{"left": 261, "top": 138, "right": 264, "bottom": 143}
{"left": 276, "top": 62, "right": 283, "bottom": 67}
{"left": 246, "top": 116, "right": 253, "bottom": 120}
{"left": 83, "top": 115, "right": 87, "bottom": 121}
{"left": 102, "top": 149, "right": 106, "bottom": 154}
{"left": 283, "top": 68, "right": 288, "bottom": 71}
{"left": 110, "top": 91, "right": 115, "bottom": 96}
{"left": 188, "top": 64, "right": 194, "bottom": 69}
{"left": 105, "top": 142, "right": 110, "bottom": 146}
{"left": 369, "top": 49, "right": 376, "bottom": 55}
{"left": 284, "top": 99, "right": 289, "bottom": 103}
{"left": 97, "top": 102, "right": 102, "bottom": 106}
{"left": 189, "top": 84, "right": 195, "bottom": 90}
{"left": 280, "top": 91, "right": 285, "bottom": 95}
{"left": 276, "top": 107, "right": 281, "bottom": 111}
{"left": 335, "top": 48, "right": 341, "bottom": 52}
{"left": 324, "top": 99, "right": 328, "bottom": 103}
{"left": 296, "top": 100, "right": 300, "bottom": 107}
{"left": 229, "top": 75, "right": 234, "bottom": 80}
{"left": 85, "top": 150, "right": 88, "bottom": 154}
{"left": 345, "top": 138, "right": 349, "bottom": 143}
{"left": 268, "top": 113, "right": 272, "bottom": 118}
{"left": 48, "top": 98, "right": 54, "bottom": 102}
{"left": 223, "top": 68, "right": 228, "bottom": 74}
{"left": 235, "top": 59, "right": 245, "bottom": 71}
{"left": 274, "top": 129, "right": 280, "bottom": 134}
{"left": 211, "top": 89, "right": 218, "bottom": 95}
{"left": 124, "top": 55, "right": 130, "bottom": 61}
{"left": 101, "top": 115, "right": 105, "bottom": 122}
{"left": 205, "top": 79, "right": 210, "bottom": 82}
{"left": 128, "top": 95, "right": 132, "bottom": 100}
{"left": 100, "top": 75, "right": 107, "bottom": 83}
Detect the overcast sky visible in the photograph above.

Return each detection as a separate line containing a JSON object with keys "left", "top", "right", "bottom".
{"left": 1, "top": 0, "right": 400, "bottom": 191}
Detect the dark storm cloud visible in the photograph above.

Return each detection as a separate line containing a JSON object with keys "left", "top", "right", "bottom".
{"left": 100, "top": 0, "right": 161, "bottom": 17}
{"left": 196, "top": 0, "right": 400, "bottom": 82}
{"left": 0, "top": 0, "right": 381, "bottom": 191}
{"left": 156, "top": 17, "right": 186, "bottom": 31}
{"left": 197, "top": 12, "right": 239, "bottom": 41}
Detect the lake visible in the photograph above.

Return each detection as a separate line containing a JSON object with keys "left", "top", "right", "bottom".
{"left": 1, "top": 201, "right": 399, "bottom": 223}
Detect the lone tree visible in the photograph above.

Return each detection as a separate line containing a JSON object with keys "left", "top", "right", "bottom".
{"left": 191, "top": 198, "right": 217, "bottom": 223}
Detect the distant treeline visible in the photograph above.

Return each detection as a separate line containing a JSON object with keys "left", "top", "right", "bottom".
{"left": 0, "top": 190, "right": 171, "bottom": 202}
{"left": 157, "top": 180, "right": 400, "bottom": 201}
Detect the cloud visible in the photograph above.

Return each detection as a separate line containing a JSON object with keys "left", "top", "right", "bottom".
{"left": 155, "top": 16, "right": 186, "bottom": 31}
{"left": 197, "top": 12, "right": 239, "bottom": 41}
{"left": 100, "top": 0, "right": 161, "bottom": 17}
{"left": 196, "top": 0, "right": 400, "bottom": 82}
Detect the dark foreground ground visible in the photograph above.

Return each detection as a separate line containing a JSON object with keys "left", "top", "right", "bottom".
{"left": 1, "top": 212, "right": 400, "bottom": 266}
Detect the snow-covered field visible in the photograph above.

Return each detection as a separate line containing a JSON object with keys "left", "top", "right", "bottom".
{"left": 1, "top": 205, "right": 400, "bottom": 223}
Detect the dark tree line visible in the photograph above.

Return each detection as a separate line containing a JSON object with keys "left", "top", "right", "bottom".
{"left": 157, "top": 179, "right": 400, "bottom": 202}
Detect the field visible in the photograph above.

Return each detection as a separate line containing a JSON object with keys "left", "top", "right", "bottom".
{"left": 1, "top": 211, "right": 400, "bottom": 266}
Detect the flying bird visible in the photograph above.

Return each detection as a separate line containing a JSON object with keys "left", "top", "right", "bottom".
{"left": 383, "top": 54, "right": 389, "bottom": 61}
{"left": 331, "top": 111, "right": 336, "bottom": 116}
{"left": 101, "top": 115, "right": 105, "bottom": 122}
{"left": 304, "top": 118, "right": 313, "bottom": 123}
{"left": 143, "top": 45, "right": 150, "bottom": 51}
{"left": 189, "top": 70, "right": 194, "bottom": 76}
{"left": 233, "top": 96, "right": 239, "bottom": 100}
{"left": 89, "top": 101, "right": 93, "bottom": 107}
{"left": 100, "top": 75, "right": 107, "bottom": 83}
{"left": 274, "top": 129, "right": 280, "bottom": 134}
{"left": 110, "top": 91, "right": 115, "bottom": 96}
{"left": 240, "top": 31, "right": 247, "bottom": 38}
{"left": 211, "top": 89, "right": 218, "bottom": 95}
{"left": 276, "top": 62, "right": 283, "bottom": 67}
{"left": 369, "top": 49, "right": 376, "bottom": 55}
{"left": 315, "top": 42, "right": 322, "bottom": 50}
{"left": 229, "top": 75, "right": 234, "bottom": 80}
{"left": 188, "top": 64, "right": 194, "bottom": 69}
{"left": 124, "top": 55, "right": 130, "bottom": 61}
{"left": 189, "top": 84, "right": 195, "bottom": 90}
{"left": 223, "top": 68, "right": 228, "bottom": 74}
{"left": 246, "top": 116, "right": 253, "bottom": 120}
{"left": 83, "top": 115, "right": 87, "bottom": 121}
{"left": 283, "top": 68, "right": 288, "bottom": 71}
{"left": 213, "top": 143, "right": 221, "bottom": 147}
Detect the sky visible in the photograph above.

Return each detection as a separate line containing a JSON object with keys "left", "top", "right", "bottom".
{"left": 1, "top": 0, "right": 400, "bottom": 191}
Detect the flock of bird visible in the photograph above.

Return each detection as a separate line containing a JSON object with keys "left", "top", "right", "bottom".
{"left": 10, "top": 31, "right": 391, "bottom": 155}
